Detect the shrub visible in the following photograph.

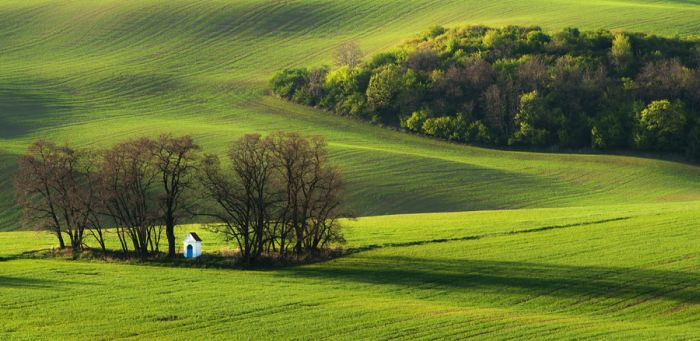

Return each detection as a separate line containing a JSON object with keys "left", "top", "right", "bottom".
{"left": 403, "top": 110, "right": 428, "bottom": 132}
{"left": 270, "top": 68, "right": 310, "bottom": 99}
{"left": 422, "top": 116, "right": 453, "bottom": 139}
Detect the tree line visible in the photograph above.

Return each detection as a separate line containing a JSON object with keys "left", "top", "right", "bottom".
{"left": 14, "top": 132, "right": 347, "bottom": 262}
{"left": 271, "top": 25, "right": 700, "bottom": 157}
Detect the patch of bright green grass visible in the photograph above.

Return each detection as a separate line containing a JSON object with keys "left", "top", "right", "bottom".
{"left": 3, "top": 202, "right": 700, "bottom": 339}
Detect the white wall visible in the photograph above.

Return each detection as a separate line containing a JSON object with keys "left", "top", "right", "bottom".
{"left": 183, "top": 240, "right": 202, "bottom": 258}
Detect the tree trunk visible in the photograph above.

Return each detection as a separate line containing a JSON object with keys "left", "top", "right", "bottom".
{"left": 166, "top": 217, "right": 176, "bottom": 257}
{"left": 165, "top": 205, "right": 175, "bottom": 257}
{"left": 56, "top": 231, "right": 66, "bottom": 249}
{"left": 294, "top": 230, "right": 303, "bottom": 255}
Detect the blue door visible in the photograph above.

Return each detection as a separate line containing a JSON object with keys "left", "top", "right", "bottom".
{"left": 186, "top": 244, "right": 193, "bottom": 258}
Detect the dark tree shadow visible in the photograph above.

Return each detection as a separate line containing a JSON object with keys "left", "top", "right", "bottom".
{"left": 0, "top": 276, "right": 62, "bottom": 289}
{"left": 0, "top": 89, "right": 71, "bottom": 139}
{"left": 286, "top": 256, "right": 700, "bottom": 305}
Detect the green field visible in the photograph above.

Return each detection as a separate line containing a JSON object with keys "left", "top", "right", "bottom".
{"left": 3, "top": 0, "right": 700, "bottom": 339}
{"left": 4, "top": 202, "right": 700, "bottom": 338}
{"left": 2, "top": 0, "right": 700, "bottom": 229}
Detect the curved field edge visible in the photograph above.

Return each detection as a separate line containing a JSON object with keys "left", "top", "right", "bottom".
{"left": 3, "top": 202, "right": 700, "bottom": 339}
{"left": 1, "top": 0, "right": 700, "bottom": 230}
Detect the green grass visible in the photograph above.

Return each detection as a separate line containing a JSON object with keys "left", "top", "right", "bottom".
{"left": 2, "top": 0, "right": 700, "bottom": 230}
{"left": 3, "top": 202, "right": 700, "bottom": 339}
{"left": 3, "top": 0, "right": 700, "bottom": 338}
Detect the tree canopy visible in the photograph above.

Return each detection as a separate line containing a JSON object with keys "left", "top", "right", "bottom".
{"left": 271, "top": 25, "right": 700, "bottom": 157}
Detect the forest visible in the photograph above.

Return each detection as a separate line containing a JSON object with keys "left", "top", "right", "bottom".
{"left": 271, "top": 25, "right": 700, "bottom": 156}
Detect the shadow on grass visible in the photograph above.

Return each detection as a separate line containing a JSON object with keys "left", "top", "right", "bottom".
{"left": 2, "top": 216, "right": 631, "bottom": 270}
{"left": 287, "top": 256, "right": 700, "bottom": 304}
{"left": 0, "top": 276, "right": 74, "bottom": 289}
{"left": 0, "top": 89, "right": 72, "bottom": 139}
{"left": 4, "top": 247, "right": 346, "bottom": 271}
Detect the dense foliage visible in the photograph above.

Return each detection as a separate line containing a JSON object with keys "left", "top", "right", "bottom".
{"left": 271, "top": 25, "right": 700, "bottom": 156}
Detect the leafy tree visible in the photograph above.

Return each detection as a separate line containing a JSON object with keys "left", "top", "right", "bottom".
{"left": 591, "top": 112, "right": 631, "bottom": 149}
{"left": 270, "top": 68, "right": 309, "bottom": 99}
{"left": 322, "top": 66, "right": 368, "bottom": 114}
{"left": 366, "top": 65, "right": 417, "bottom": 121}
{"left": 424, "top": 25, "right": 447, "bottom": 39}
{"left": 611, "top": 33, "right": 633, "bottom": 74}
{"left": 422, "top": 116, "right": 455, "bottom": 140}
{"left": 470, "top": 120, "right": 493, "bottom": 144}
{"left": 686, "top": 123, "right": 700, "bottom": 160}
{"left": 635, "top": 100, "right": 687, "bottom": 151}
{"left": 511, "top": 91, "right": 562, "bottom": 146}
{"left": 526, "top": 30, "right": 549, "bottom": 50}
{"left": 366, "top": 65, "right": 403, "bottom": 109}
{"left": 549, "top": 27, "right": 581, "bottom": 53}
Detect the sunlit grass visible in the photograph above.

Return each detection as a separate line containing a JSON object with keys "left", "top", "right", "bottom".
{"left": 2, "top": 0, "right": 700, "bottom": 229}
{"left": 3, "top": 0, "right": 700, "bottom": 338}
{"left": 3, "top": 202, "right": 700, "bottom": 338}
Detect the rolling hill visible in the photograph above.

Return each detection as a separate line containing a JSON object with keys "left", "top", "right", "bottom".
{"left": 2, "top": 0, "right": 700, "bottom": 230}
{"left": 3, "top": 0, "right": 700, "bottom": 338}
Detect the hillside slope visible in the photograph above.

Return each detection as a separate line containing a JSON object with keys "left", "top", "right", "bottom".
{"left": 2, "top": 0, "right": 700, "bottom": 230}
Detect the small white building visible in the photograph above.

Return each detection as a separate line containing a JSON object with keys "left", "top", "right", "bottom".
{"left": 183, "top": 232, "right": 202, "bottom": 258}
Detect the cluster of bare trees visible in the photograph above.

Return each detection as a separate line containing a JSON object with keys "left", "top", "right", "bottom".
{"left": 15, "top": 135, "right": 199, "bottom": 258}
{"left": 14, "top": 132, "right": 346, "bottom": 262}
{"left": 199, "top": 132, "right": 346, "bottom": 262}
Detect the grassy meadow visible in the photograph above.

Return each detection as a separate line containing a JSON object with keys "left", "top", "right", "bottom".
{"left": 3, "top": 0, "right": 700, "bottom": 339}
{"left": 4, "top": 202, "right": 700, "bottom": 338}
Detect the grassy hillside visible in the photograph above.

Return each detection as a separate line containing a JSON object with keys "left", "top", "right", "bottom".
{"left": 4, "top": 2, "right": 700, "bottom": 337}
{"left": 2, "top": 0, "right": 700, "bottom": 230}
{"left": 3, "top": 202, "right": 700, "bottom": 339}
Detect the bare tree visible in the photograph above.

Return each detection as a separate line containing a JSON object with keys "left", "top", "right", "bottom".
{"left": 198, "top": 135, "right": 278, "bottom": 263}
{"left": 334, "top": 41, "right": 363, "bottom": 69}
{"left": 14, "top": 141, "right": 101, "bottom": 252}
{"left": 198, "top": 132, "right": 348, "bottom": 262}
{"left": 482, "top": 84, "right": 507, "bottom": 136}
{"left": 65, "top": 150, "right": 108, "bottom": 254}
{"left": 14, "top": 141, "right": 68, "bottom": 249}
{"left": 270, "top": 132, "right": 346, "bottom": 255}
{"left": 97, "top": 138, "right": 159, "bottom": 258}
{"left": 517, "top": 55, "right": 548, "bottom": 92}
{"left": 306, "top": 165, "right": 346, "bottom": 250}
{"left": 152, "top": 134, "right": 200, "bottom": 257}
{"left": 229, "top": 134, "right": 278, "bottom": 260}
{"left": 637, "top": 59, "right": 692, "bottom": 100}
